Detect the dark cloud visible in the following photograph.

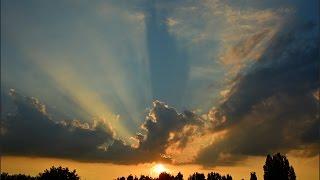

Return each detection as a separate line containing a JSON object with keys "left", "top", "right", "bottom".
{"left": 218, "top": 20, "right": 319, "bottom": 126}
{"left": 1, "top": 89, "right": 116, "bottom": 161}
{"left": 1, "top": 90, "right": 201, "bottom": 164}
{"left": 1, "top": 89, "right": 156, "bottom": 164}
{"left": 195, "top": 19, "right": 319, "bottom": 166}
{"left": 103, "top": 101, "right": 202, "bottom": 163}
{"left": 138, "top": 101, "right": 203, "bottom": 154}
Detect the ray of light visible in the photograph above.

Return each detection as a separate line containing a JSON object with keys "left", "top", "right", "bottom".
{"left": 7, "top": 1, "right": 154, "bottom": 141}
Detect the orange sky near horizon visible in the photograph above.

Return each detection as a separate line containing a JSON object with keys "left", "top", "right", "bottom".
{"left": 1, "top": 155, "right": 318, "bottom": 180}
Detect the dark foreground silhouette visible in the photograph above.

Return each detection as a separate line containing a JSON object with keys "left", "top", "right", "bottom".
{"left": 1, "top": 153, "right": 296, "bottom": 180}
{"left": 116, "top": 153, "right": 296, "bottom": 180}
{"left": 1, "top": 166, "right": 79, "bottom": 180}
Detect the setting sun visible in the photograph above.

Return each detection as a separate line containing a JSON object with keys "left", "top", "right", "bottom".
{"left": 151, "top": 164, "right": 169, "bottom": 176}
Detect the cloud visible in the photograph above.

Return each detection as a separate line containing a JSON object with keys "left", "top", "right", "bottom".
{"left": 194, "top": 18, "right": 319, "bottom": 166}
{"left": 1, "top": 90, "right": 204, "bottom": 164}
{"left": 219, "top": 29, "right": 274, "bottom": 74}
{"left": 209, "top": 1, "right": 289, "bottom": 76}
{"left": 166, "top": 17, "right": 178, "bottom": 27}
{"left": 136, "top": 101, "right": 204, "bottom": 161}
{"left": 157, "top": 0, "right": 291, "bottom": 112}
{"left": 2, "top": 89, "right": 117, "bottom": 160}
{"left": 1, "top": 89, "right": 157, "bottom": 164}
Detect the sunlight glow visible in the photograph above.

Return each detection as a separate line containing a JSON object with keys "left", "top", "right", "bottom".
{"left": 30, "top": 55, "right": 133, "bottom": 140}
{"left": 151, "top": 164, "right": 169, "bottom": 176}
{"left": 26, "top": 17, "right": 152, "bottom": 141}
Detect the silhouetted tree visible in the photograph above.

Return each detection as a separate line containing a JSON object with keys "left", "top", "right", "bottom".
{"left": 263, "top": 153, "right": 296, "bottom": 180}
{"left": 127, "top": 174, "right": 134, "bottom": 180}
{"left": 159, "top": 172, "right": 174, "bottom": 180}
{"left": 222, "top": 174, "right": 232, "bottom": 180}
{"left": 174, "top": 172, "right": 183, "bottom": 180}
{"left": 207, "top": 172, "right": 232, "bottom": 180}
{"left": 207, "top": 172, "right": 221, "bottom": 180}
{"left": 188, "top": 172, "right": 205, "bottom": 180}
{"left": 117, "top": 177, "right": 126, "bottom": 180}
{"left": 288, "top": 166, "right": 296, "bottom": 180}
{"left": 38, "top": 166, "right": 79, "bottom": 180}
{"left": 139, "top": 175, "right": 152, "bottom": 180}
{"left": 1, "top": 172, "right": 36, "bottom": 180}
{"left": 250, "top": 172, "right": 257, "bottom": 180}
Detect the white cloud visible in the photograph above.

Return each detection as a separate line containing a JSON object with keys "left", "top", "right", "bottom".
{"left": 166, "top": 17, "right": 178, "bottom": 26}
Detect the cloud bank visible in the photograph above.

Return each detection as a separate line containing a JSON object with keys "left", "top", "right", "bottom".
{"left": 1, "top": 90, "right": 203, "bottom": 164}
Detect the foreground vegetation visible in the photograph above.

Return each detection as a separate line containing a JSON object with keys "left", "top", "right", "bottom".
{"left": 1, "top": 153, "right": 296, "bottom": 180}
{"left": 1, "top": 166, "right": 79, "bottom": 180}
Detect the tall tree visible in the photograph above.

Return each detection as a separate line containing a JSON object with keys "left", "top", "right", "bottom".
{"left": 250, "top": 172, "right": 257, "bottom": 180}
{"left": 175, "top": 172, "right": 183, "bottom": 180}
{"left": 127, "top": 175, "right": 134, "bottom": 180}
{"left": 263, "top": 153, "right": 296, "bottom": 180}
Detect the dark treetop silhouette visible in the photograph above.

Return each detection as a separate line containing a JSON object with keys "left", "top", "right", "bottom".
{"left": 263, "top": 153, "right": 296, "bottom": 180}
{"left": 115, "top": 153, "right": 296, "bottom": 180}
{"left": 1, "top": 166, "right": 79, "bottom": 180}
{"left": 250, "top": 172, "right": 257, "bottom": 180}
{"left": 1, "top": 153, "right": 296, "bottom": 180}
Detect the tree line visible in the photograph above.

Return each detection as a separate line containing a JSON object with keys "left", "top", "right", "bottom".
{"left": 1, "top": 166, "right": 79, "bottom": 180}
{"left": 115, "top": 153, "right": 296, "bottom": 180}
{"left": 1, "top": 153, "right": 296, "bottom": 180}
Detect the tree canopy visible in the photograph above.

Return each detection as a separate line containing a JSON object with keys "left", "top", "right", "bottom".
{"left": 263, "top": 153, "right": 296, "bottom": 180}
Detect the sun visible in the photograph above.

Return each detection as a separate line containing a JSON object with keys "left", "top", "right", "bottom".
{"left": 151, "top": 164, "right": 168, "bottom": 176}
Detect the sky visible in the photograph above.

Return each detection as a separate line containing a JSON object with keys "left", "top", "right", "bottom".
{"left": 1, "top": 0, "right": 319, "bottom": 179}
